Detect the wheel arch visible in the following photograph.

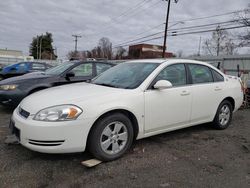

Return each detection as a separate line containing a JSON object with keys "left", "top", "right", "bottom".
{"left": 28, "top": 86, "right": 50, "bottom": 95}
{"left": 222, "top": 96, "right": 235, "bottom": 111}
{"left": 213, "top": 97, "right": 235, "bottom": 120}
{"left": 87, "top": 109, "right": 139, "bottom": 144}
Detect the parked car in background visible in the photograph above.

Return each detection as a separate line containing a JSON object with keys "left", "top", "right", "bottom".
{"left": 10, "top": 59, "right": 243, "bottom": 161}
{"left": 0, "top": 61, "right": 114, "bottom": 107}
{"left": 0, "top": 61, "right": 53, "bottom": 81}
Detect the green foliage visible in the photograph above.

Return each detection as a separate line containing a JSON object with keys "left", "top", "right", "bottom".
{"left": 29, "top": 32, "right": 57, "bottom": 60}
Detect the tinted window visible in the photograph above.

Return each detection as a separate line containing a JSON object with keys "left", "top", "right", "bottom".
{"left": 155, "top": 64, "right": 186, "bottom": 87}
{"left": 189, "top": 64, "right": 213, "bottom": 84}
{"left": 32, "top": 63, "right": 46, "bottom": 70}
{"left": 71, "top": 63, "right": 93, "bottom": 76}
{"left": 96, "top": 63, "right": 112, "bottom": 75}
{"left": 211, "top": 69, "right": 224, "bottom": 82}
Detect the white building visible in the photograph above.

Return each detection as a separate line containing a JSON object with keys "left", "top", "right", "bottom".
{"left": 0, "top": 49, "right": 34, "bottom": 65}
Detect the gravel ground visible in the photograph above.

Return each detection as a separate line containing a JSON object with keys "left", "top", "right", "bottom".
{"left": 0, "top": 106, "right": 249, "bottom": 188}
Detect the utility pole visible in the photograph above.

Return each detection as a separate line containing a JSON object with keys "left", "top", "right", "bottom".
{"left": 72, "top": 34, "right": 82, "bottom": 52}
{"left": 162, "top": 0, "right": 178, "bottom": 58}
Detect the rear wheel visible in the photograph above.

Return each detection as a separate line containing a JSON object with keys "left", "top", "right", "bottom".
{"left": 88, "top": 113, "right": 134, "bottom": 161}
{"left": 213, "top": 100, "right": 233, "bottom": 130}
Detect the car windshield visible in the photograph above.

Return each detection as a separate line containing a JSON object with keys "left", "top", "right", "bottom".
{"left": 45, "top": 62, "right": 74, "bottom": 75}
{"left": 92, "top": 62, "right": 159, "bottom": 89}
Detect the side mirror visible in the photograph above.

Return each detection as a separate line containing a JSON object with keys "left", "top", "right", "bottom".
{"left": 65, "top": 72, "right": 75, "bottom": 78}
{"left": 154, "top": 80, "right": 172, "bottom": 90}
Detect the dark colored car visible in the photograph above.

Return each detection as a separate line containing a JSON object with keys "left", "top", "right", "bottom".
{"left": 0, "top": 61, "right": 53, "bottom": 81}
{"left": 0, "top": 61, "right": 114, "bottom": 107}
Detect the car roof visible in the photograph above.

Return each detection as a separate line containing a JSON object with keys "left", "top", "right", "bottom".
{"left": 72, "top": 60, "right": 115, "bottom": 65}
{"left": 124, "top": 58, "right": 210, "bottom": 66}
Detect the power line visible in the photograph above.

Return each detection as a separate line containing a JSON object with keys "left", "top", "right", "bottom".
{"left": 113, "top": 24, "right": 248, "bottom": 48}
{"left": 170, "top": 25, "right": 248, "bottom": 36}
{"left": 113, "top": 19, "right": 242, "bottom": 47}
{"left": 114, "top": 9, "right": 248, "bottom": 46}
{"left": 85, "top": 0, "right": 154, "bottom": 37}
{"left": 169, "top": 9, "right": 249, "bottom": 24}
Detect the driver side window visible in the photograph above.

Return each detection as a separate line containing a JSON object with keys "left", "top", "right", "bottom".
{"left": 154, "top": 64, "right": 187, "bottom": 87}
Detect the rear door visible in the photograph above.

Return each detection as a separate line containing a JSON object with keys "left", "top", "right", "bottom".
{"left": 187, "top": 64, "right": 225, "bottom": 124}
{"left": 144, "top": 63, "right": 192, "bottom": 133}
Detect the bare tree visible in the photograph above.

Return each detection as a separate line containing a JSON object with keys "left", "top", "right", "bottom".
{"left": 67, "top": 51, "right": 86, "bottom": 60}
{"left": 235, "top": 4, "right": 250, "bottom": 47}
{"left": 203, "top": 25, "right": 237, "bottom": 56}
{"left": 115, "top": 46, "right": 127, "bottom": 59}
{"left": 98, "top": 37, "right": 112, "bottom": 59}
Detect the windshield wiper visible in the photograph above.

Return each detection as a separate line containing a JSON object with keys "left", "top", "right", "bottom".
{"left": 94, "top": 83, "right": 119, "bottom": 88}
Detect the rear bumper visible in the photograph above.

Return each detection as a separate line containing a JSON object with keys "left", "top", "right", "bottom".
{"left": 234, "top": 92, "right": 244, "bottom": 111}
{"left": 0, "top": 89, "right": 26, "bottom": 107}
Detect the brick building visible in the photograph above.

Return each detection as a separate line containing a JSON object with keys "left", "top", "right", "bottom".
{"left": 128, "top": 44, "right": 173, "bottom": 59}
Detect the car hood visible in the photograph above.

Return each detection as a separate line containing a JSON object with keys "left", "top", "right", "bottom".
{"left": 19, "top": 82, "right": 130, "bottom": 114}
{"left": 0, "top": 72, "right": 53, "bottom": 84}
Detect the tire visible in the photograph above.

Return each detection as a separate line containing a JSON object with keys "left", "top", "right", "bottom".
{"left": 88, "top": 113, "right": 134, "bottom": 161}
{"left": 213, "top": 100, "right": 233, "bottom": 130}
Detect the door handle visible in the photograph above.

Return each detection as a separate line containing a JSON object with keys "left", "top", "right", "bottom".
{"left": 180, "top": 90, "right": 190, "bottom": 96}
{"left": 214, "top": 86, "right": 222, "bottom": 91}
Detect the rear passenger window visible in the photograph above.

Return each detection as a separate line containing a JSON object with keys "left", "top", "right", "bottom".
{"left": 211, "top": 69, "right": 224, "bottom": 82}
{"left": 155, "top": 64, "right": 186, "bottom": 87}
{"left": 189, "top": 64, "right": 213, "bottom": 84}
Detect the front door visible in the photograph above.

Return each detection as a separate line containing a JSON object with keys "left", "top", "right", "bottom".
{"left": 144, "top": 64, "right": 192, "bottom": 133}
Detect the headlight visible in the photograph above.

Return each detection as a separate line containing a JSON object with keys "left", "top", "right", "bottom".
{"left": 0, "top": 84, "right": 18, "bottom": 90}
{"left": 33, "top": 105, "right": 82, "bottom": 122}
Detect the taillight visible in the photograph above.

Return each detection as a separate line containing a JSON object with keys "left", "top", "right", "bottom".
{"left": 239, "top": 79, "right": 244, "bottom": 93}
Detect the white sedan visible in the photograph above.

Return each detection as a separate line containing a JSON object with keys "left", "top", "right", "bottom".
{"left": 10, "top": 59, "right": 243, "bottom": 161}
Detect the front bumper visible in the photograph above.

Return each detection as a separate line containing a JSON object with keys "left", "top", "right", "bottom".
{"left": 11, "top": 108, "right": 95, "bottom": 153}
{"left": 0, "top": 89, "right": 26, "bottom": 107}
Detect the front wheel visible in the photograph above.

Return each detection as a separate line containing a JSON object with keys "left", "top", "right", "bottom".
{"left": 213, "top": 100, "right": 233, "bottom": 130}
{"left": 88, "top": 113, "right": 134, "bottom": 161}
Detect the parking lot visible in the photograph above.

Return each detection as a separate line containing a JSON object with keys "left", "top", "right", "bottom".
{"left": 0, "top": 106, "right": 249, "bottom": 188}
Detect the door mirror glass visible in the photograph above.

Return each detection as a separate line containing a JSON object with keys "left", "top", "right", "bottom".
{"left": 154, "top": 80, "right": 172, "bottom": 89}
{"left": 65, "top": 72, "right": 75, "bottom": 78}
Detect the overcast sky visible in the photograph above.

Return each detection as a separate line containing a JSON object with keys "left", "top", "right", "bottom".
{"left": 0, "top": 0, "right": 249, "bottom": 59}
